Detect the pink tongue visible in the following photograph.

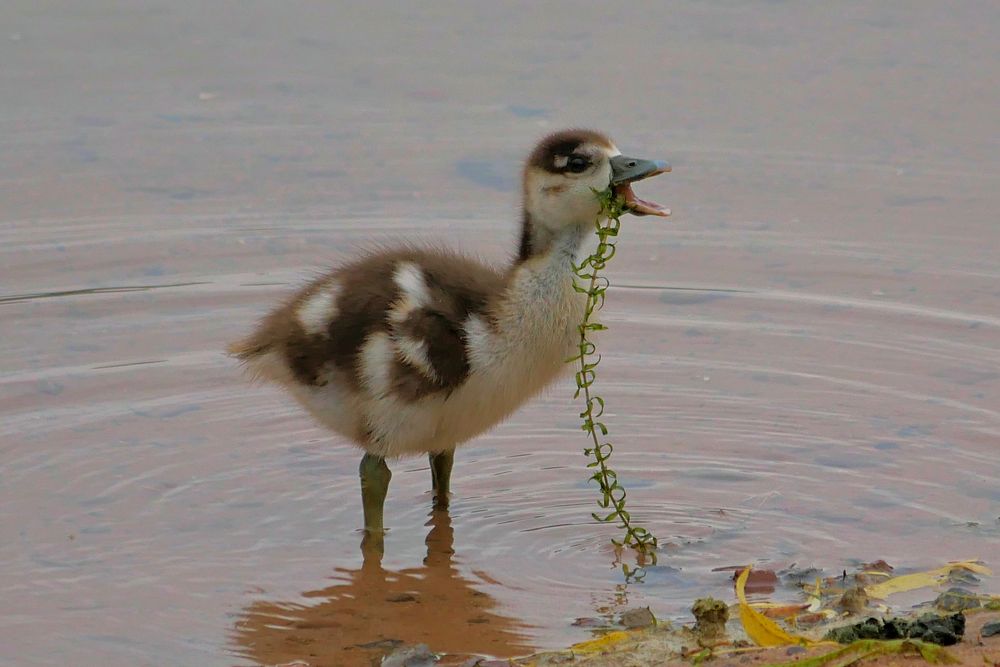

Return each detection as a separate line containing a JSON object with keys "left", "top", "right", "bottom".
{"left": 614, "top": 183, "right": 670, "bottom": 217}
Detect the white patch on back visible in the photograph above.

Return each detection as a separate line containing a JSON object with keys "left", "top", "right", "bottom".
{"left": 358, "top": 332, "right": 394, "bottom": 396}
{"left": 395, "top": 262, "right": 429, "bottom": 302}
{"left": 395, "top": 336, "right": 439, "bottom": 381}
{"left": 389, "top": 261, "right": 432, "bottom": 323}
{"left": 356, "top": 330, "right": 446, "bottom": 458}
{"left": 296, "top": 283, "right": 340, "bottom": 335}
{"left": 343, "top": 247, "right": 583, "bottom": 459}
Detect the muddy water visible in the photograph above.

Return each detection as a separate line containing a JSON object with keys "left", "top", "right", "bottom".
{"left": 2, "top": 2, "right": 999, "bottom": 666}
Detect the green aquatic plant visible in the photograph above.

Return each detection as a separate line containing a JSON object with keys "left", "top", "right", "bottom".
{"left": 569, "top": 187, "right": 658, "bottom": 561}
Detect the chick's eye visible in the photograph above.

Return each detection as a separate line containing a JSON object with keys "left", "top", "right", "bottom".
{"left": 567, "top": 156, "right": 589, "bottom": 173}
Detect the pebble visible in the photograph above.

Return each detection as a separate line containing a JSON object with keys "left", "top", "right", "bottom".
{"left": 934, "top": 587, "right": 982, "bottom": 612}
{"left": 982, "top": 621, "right": 1000, "bottom": 638}
{"left": 620, "top": 606, "right": 656, "bottom": 629}
{"left": 381, "top": 643, "right": 437, "bottom": 667}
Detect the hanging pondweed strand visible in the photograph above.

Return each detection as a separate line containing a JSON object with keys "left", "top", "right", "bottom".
{"left": 569, "top": 187, "right": 658, "bottom": 566}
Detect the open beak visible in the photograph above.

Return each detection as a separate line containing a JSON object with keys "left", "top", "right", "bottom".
{"left": 609, "top": 155, "right": 671, "bottom": 217}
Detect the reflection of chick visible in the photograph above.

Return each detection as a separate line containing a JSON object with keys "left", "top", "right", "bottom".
{"left": 229, "top": 130, "right": 670, "bottom": 536}
{"left": 231, "top": 511, "right": 534, "bottom": 666}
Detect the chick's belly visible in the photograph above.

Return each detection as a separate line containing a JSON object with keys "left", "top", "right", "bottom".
{"left": 437, "top": 356, "right": 571, "bottom": 446}
{"left": 288, "top": 379, "right": 367, "bottom": 434}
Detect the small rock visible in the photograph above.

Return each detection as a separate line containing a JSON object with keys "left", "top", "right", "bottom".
{"left": 919, "top": 625, "right": 960, "bottom": 646}
{"left": 381, "top": 643, "right": 437, "bottom": 667}
{"left": 620, "top": 606, "right": 656, "bottom": 629}
{"left": 785, "top": 646, "right": 807, "bottom": 656}
{"left": 733, "top": 567, "right": 778, "bottom": 595}
{"left": 982, "top": 621, "right": 1000, "bottom": 638}
{"left": 386, "top": 593, "right": 418, "bottom": 603}
{"left": 935, "top": 587, "right": 982, "bottom": 612}
{"left": 911, "top": 612, "right": 965, "bottom": 646}
{"left": 946, "top": 569, "right": 981, "bottom": 586}
{"left": 862, "top": 559, "right": 894, "bottom": 574}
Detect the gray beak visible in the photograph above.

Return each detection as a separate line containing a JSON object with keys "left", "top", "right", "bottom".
{"left": 609, "top": 155, "right": 671, "bottom": 185}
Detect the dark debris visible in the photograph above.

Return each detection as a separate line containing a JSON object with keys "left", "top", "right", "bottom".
{"left": 824, "top": 612, "right": 966, "bottom": 646}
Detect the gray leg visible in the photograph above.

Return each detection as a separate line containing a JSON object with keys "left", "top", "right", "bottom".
{"left": 429, "top": 451, "right": 454, "bottom": 509}
{"left": 359, "top": 453, "right": 391, "bottom": 533}
{"left": 360, "top": 530, "right": 385, "bottom": 561}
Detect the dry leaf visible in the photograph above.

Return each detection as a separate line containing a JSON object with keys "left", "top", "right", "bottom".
{"left": 865, "top": 560, "right": 992, "bottom": 599}
{"left": 571, "top": 630, "right": 632, "bottom": 654}
{"left": 755, "top": 602, "right": 811, "bottom": 619}
{"left": 736, "top": 566, "right": 812, "bottom": 647}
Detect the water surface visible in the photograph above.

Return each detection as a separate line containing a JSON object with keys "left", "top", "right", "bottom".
{"left": 1, "top": 2, "right": 998, "bottom": 666}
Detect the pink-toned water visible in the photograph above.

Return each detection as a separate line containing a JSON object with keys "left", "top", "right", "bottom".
{"left": 1, "top": 2, "right": 998, "bottom": 665}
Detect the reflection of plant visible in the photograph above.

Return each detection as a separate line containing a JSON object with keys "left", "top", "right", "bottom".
{"left": 570, "top": 188, "right": 658, "bottom": 564}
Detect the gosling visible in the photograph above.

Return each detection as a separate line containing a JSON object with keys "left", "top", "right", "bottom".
{"left": 229, "top": 129, "right": 670, "bottom": 534}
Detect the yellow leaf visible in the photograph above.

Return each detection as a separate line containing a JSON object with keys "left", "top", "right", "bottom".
{"left": 736, "top": 566, "right": 812, "bottom": 647}
{"left": 571, "top": 630, "right": 632, "bottom": 654}
{"left": 861, "top": 570, "right": 892, "bottom": 579}
{"left": 949, "top": 560, "right": 991, "bottom": 576}
{"left": 865, "top": 560, "right": 992, "bottom": 599}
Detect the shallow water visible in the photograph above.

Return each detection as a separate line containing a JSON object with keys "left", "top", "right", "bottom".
{"left": 1, "top": 2, "right": 998, "bottom": 666}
